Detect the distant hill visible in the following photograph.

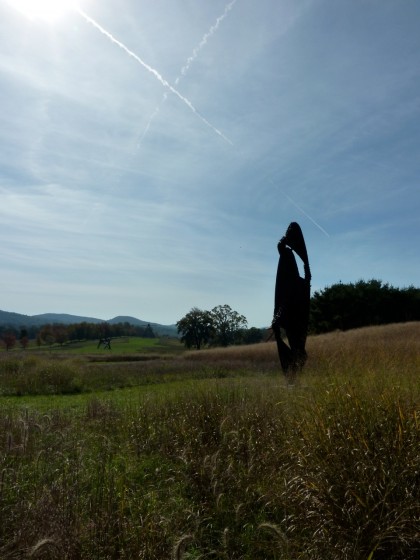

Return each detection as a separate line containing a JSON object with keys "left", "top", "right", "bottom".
{"left": 32, "top": 313, "right": 103, "bottom": 325}
{"left": 0, "top": 310, "right": 178, "bottom": 337}
{"left": 108, "top": 316, "right": 178, "bottom": 337}
{"left": 109, "top": 316, "right": 150, "bottom": 326}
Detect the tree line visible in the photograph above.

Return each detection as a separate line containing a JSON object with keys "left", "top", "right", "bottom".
{"left": 177, "top": 281, "right": 420, "bottom": 349}
{"left": 310, "top": 279, "right": 420, "bottom": 333}
{"left": 0, "top": 321, "right": 155, "bottom": 351}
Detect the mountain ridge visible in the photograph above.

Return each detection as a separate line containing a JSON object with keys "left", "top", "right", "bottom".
{"left": 0, "top": 310, "right": 177, "bottom": 336}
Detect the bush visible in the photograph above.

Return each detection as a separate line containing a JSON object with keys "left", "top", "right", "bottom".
{"left": 0, "top": 356, "right": 82, "bottom": 395}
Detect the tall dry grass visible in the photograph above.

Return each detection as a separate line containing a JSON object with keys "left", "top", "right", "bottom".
{"left": 0, "top": 323, "right": 419, "bottom": 559}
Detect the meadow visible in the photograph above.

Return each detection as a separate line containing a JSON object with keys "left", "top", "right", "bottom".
{"left": 0, "top": 323, "right": 419, "bottom": 559}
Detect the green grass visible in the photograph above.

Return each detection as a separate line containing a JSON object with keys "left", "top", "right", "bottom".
{"left": 1, "top": 336, "right": 183, "bottom": 356}
{"left": 62, "top": 336, "right": 183, "bottom": 355}
{"left": 0, "top": 323, "right": 419, "bottom": 559}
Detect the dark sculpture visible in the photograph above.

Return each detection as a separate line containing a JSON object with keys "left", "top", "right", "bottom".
{"left": 271, "top": 222, "right": 311, "bottom": 377}
{"left": 97, "top": 337, "right": 112, "bottom": 350}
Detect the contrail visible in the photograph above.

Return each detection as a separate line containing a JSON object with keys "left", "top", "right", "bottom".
{"left": 269, "top": 179, "right": 330, "bottom": 237}
{"left": 137, "top": 106, "right": 161, "bottom": 146}
{"left": 137, "top": 0, "right": 236, "bottom": 146}
{"left": 176, "top": 0, "right": 237, "bottom": 85}
{"left": 282, "top": 190, "right": 330, "bottom": 237}
{"left": 77, "top": 8, "right": 232, "bottom": 145}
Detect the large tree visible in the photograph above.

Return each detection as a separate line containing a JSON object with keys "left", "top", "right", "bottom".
{"left": 210, "top": 304, "right": 248, "bottom": 347}
{"left": 176, "top": 307, "right": 214, "bottom": 350}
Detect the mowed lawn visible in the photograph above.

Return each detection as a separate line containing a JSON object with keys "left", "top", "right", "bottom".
{"left": 0, "top": 323, "right": 419, "bottom": 559}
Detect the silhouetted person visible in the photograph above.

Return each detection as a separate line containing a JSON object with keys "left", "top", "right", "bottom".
{"left": 272, "top": 222, "right": 311, "bottom": 378}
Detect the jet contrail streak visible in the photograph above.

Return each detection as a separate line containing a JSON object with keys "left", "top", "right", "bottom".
{"left": 282, "top": 189, "right": 330, "bottom": 237}
{"left": 77, "top": 8, "right": 232, "bottom": 145}
{"left": 137, "top": 105, "right": 161, "bottom": 146}
{"left": 137, "top": 0, "right": 236, "bottom": 147}
{"left": 283, "top": 191, "right": 330, "bottom": 237}
{"left": 176, "top": 0, "right": 237, "bottom": 85}
{"left": 269, "top": 179, "right": 329, "bottom": 237}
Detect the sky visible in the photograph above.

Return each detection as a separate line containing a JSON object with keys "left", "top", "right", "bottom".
{"left": 0, "top": 0, "right": 419, "bottom": 327}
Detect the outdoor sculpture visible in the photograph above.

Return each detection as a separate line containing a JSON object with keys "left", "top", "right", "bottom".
{"left": 97, "top": 337, "right": 112, "bottom": 350}
{"left": 271, "top": 222, "right": 311, "bottom": 378}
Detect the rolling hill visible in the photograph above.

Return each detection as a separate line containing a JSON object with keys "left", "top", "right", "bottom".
{"left": 0, "top": 310, "right": 178, "bottom": 336}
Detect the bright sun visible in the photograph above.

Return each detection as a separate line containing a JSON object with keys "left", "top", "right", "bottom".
{"left": 8, "top": 0, "right": 80, "bottom": 23}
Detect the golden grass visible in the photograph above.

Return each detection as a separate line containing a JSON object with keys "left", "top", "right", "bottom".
{"left": 184, "top": 321, "right": 420, "bottom": 376}
{"left": 0, "top": 322, "right": 418, "bottom": 559}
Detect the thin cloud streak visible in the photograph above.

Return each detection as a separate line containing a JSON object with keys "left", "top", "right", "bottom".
{"left": 176, "top": 0, "right": 237, "bottom": 85}
{"left": 268, "top": 180, "right": 329, "bottom": 237}
{"left": 137, "top": 0, "right": 237, "bottom": 146}
{"left": 137, "top": 105, "right": 160, "bottom": 146}
{"left": 283, "top": 190, "right": 330, "bottom": 238}
{"left": 77, "top": 8, "right": 232, "bottom": 145}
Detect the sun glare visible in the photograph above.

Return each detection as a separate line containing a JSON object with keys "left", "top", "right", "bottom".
{"left": 8, "top": 0, "right": 80, "bottom": 23}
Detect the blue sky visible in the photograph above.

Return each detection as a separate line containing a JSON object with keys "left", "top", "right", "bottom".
{"left": 0, "top": 0, "right": 419, "bottom": 327}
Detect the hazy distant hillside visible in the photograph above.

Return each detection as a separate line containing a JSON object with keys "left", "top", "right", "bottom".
{"left": 0, "top": 310, "right": 178, "bottom": 336}
{"left": 108, "top": 316, "right": 177, "bottom": 336}
{"left": 0, "top": 310, "right": 36, "bottom": 326}
{"left": 0, "top": 310, "right": 103, "bottom": 327}
{"left": 33, "top": 313, "right": 103, "bottom": 325}
{"left": 109, "top": 316, "right": 150, "bottom": 326}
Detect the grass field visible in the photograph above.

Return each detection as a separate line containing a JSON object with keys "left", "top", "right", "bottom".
{"left": 0, "top": 324, "right": 419, "bottom": 559}
{"left": 2, "top": 336, "right": 184, "bottom": 356}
